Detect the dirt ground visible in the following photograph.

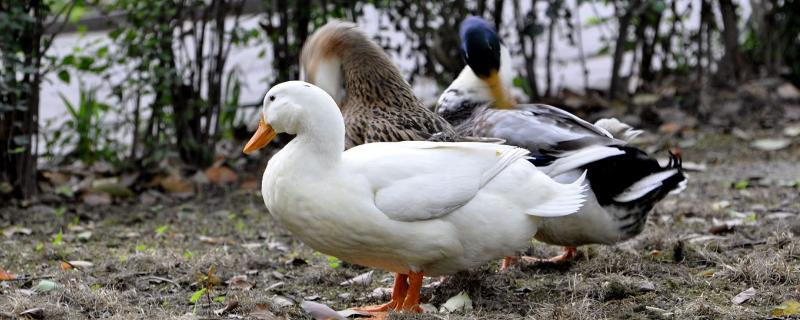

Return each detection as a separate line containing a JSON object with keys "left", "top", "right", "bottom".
{"left": 1, "top": 128, "right": 799, "bottom": 320}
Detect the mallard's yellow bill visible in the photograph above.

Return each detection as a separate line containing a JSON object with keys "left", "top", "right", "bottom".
{"left": 485, "top": 70, "right": 515, "bottom": 109}
{"left": 243, "top": 113, "right": 276, "bottom": 154}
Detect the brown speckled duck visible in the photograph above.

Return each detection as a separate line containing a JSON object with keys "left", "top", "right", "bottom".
{"left": 300, "top": 20, "right": 458, "bottom": 149}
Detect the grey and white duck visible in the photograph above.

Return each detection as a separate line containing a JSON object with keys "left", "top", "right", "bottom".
{"left": 436, "top": 16, "right": 688, "bottom": 265}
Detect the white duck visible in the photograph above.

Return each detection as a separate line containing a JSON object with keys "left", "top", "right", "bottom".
{"left": 436, "top": 17, "right": 687, "bottom": 266}
{"left": 243, "top": 81, "right": 588, "bottom": 315}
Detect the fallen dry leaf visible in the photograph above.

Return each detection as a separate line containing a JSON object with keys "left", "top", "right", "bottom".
{"left": 250, "top": 303, "right": 279, "bottom": 320}
{"left": 60, "top": 260, "right": 94, "bottom": 270}
{"left": 271, "top": 295, "right": 294, "bottom": 308}
{"left": 160, "top": 175, "right": 194, "bottom": 194}
{"left": 3, "top": 226, "right": 32, "bottom": 238}
{"left": 440, "top": 291, "right": 473, "bottom": 313}
{"left": 339, "top": 271, "right": 373, "bottom": 286}
{"left": 42, "top": 171, "right": 70, "bottom": 185}
{"left": 196, "top": 266, "right": 221, "bottom": 289}
{"left": 241, "top": 242, "right": 263, "bottom": 250}
{"left": 300, "top": 301, "right": 346, "bottom": 320}
{"left": 81, "top": 192, "right": 112, "bottom": 206}
{"left": 0, "top": 268, "right": 18, "bottom": 281}
{"left": 198, "top": 235, "right": 225, "bottom": 244}
{"left": 239, "top": 177, "right": 259, "bottom": 190}
{"left": 19, "top": 307, "right": 44, "bottom": 319}
{"left": 751, "top": 138, "right": 791, "bottom": 151}
{"left": 658, "top": 122, "right": 681, "bottom": 135}
{"left": 90, "top": 178, "right": 134, "bottom": 197}
{"left": 227, "top": 275, "right": 253, "bottom": 290}
{"left": 213, "top": 300, "right": 239, "bottom": 316}
{"left": 709, "top": 224, "right": 735, "bottom": 235}
{"left": 204, "top": 166, "right": 238, "bottom": 186}
{"left": 731, "top": 287, "right": 756, "bottom": 305}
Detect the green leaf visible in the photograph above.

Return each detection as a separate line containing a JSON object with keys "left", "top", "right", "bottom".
{"left": 77, "top": 24, "right": 87, "bottom": 33}
{"left": 155, "top": 225, "right": 169, "bottom": 235}
{"left": 68, "top": 5, "right": 85, "bottom": 23}
{"left": 53, "top": 206, "right": 66, "bottom": 217}
{"left": 52, "top": 229, "right": 63, "bottom": 246}
{"left": 183, "top": 250, "right": 194, "bottom": 260}
{"left": 55, "top": 184, "right": 74, "bottom": 198}
{"left": 58, "top": 70, "right": 70, "bottom": 83}
{"left": 35, "top": 280, "right": 58, "bottom": 292}
{"left": 734, "top": 180, "right": 749, "bottom": 190}
{"left": 77, "top": 57, "right": 94, "bottom": 70}
{"left": 189, "top": 288, "right": 207, "bottom": 304}
{"left": 135, "top": 244, "right": 147, "bottom": 252}
{"left": 586, "top": 16, "right": 604, "bottom": 26}
{"left": 326, "top": 255, "right": 341, "bottom": 269}
{"left": 34, "top": 243, "right": 44, "bottom": 252}
{"left": 12, "top": 135, "right": 30, "bottom": 146}
{"left": 213, "top": 296, "right": 225, "bottom": 303}
{"left": 772, "top": 300, "right": 800, "bottom": 316}
{"left": 62, "top": 55, "right": 75, "bottom": 66}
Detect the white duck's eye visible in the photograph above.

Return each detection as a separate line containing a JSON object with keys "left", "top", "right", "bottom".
{"left": 269, "top": 95, "right": 276, "bottom": 102}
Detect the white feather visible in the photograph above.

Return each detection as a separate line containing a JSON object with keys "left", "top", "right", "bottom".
{"left": 540, "top": 145, "right": 626, "bottom": 177}
{"left": 593, "top": 118, "right": 644, "bottom": 142}
{"left": 613, "top": 169, "right": 681, "bottom": 202}
{"left": 526, "top": 170, "right": 588, "bottom": 217}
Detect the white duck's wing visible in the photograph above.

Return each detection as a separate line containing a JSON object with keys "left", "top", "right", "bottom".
{"left": 342, "top": 141, "right": 530, "bottom": 222}
{"left": 474, "top": 104, "right": 626, "bottom": 155}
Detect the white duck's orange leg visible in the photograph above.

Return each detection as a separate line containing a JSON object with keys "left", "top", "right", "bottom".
{"left": 500, "top": 256, "right": 518, "bottom": 270}
{"left": 520, "top": 246, "right": 578, "bottom": 264}
{"left": 398, "top": 271, "right": 424, "bottom": 313}
{"left": 355, "top": 273, "right": 408, "bottom": 313}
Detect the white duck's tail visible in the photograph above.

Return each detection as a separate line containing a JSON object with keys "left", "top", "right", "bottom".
{"left": 526, "top": 170, "right": 588, "bottom": 217}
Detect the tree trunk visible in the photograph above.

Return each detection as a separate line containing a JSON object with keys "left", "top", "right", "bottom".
{"left": 639, "top": 6, "right": 662, "bottom": 82}
{"left": 492, "top": 0, "right": 504, "bottom": 30}
{"left": 0, "top": 0, "right": 43, "bottom": 199}
{"left": 609, "top": 0, "right": 640, "bottom": 100}
{"left": 516, "top": 0, "right": 539, "bottom": 99}
{"left": 717, "top": 0, "right": 742, "bottom": 82}
{"left": 545, "top": 11, "right": 556, "bottom": 98}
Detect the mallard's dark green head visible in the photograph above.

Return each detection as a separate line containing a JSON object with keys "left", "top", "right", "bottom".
{"left": 460, "top": 16, "right": 502, "bottom": 79}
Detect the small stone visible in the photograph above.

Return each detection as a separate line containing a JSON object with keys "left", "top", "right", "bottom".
{"left": 639, "top": 281, "right": 656, "bottom": 292}
{"left": 270, "top": 295, "right": 294, "bottom": 308}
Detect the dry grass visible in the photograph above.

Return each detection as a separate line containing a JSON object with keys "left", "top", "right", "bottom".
{"left": 1, "top": 130, "right": 799, "bottom": 319}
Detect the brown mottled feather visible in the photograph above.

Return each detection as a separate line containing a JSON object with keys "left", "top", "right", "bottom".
{"left": 301, "top": 21, "right": 457, "bottom": 148}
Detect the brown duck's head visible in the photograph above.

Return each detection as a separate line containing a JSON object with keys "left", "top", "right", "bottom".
{"left": 301, "top": 20, "right": 410, "bottom": 108}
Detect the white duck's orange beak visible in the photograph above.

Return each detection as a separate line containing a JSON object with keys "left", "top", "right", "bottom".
{"left": 243, "top": 113, "right": 276, "bottom": 154}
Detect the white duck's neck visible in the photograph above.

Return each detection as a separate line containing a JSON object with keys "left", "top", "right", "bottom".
{"left": 282, "top": 109, "right": 346, "bottom": 167}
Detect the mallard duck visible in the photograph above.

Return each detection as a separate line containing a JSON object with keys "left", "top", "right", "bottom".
{"left": 243, "top": 81, "right": 589, "bottom": 315}
{"left": 300, "top": 20, "right": 458, "bottom": 149}
{"left": 436, "top": 16, "right": 687, "bottom": 265}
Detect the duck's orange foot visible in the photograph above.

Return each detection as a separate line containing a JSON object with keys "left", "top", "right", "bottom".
{"left": 500, "top": 256, "right": 518, "bottom": 271}
{"left": 520, "top": 246, "right": 578, "bottom": 264}
{"left": 353, "top": 273, "right": 408, "bottom": 315}
{"left": 353, "top": 301, "right": 397, "bottom": 313}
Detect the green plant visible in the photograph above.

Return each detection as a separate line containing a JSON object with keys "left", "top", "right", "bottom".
{"left": 55, "top": 85, "right": 120, "bottom": 165}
